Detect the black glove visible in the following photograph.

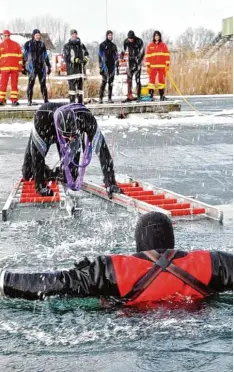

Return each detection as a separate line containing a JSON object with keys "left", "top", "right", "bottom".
{"left": 83, "top": 56, "right": 89, "bottom": 65}
{"left": 22, "top": 66, "right": 27, "bottom": 76}
{"left": 106, "top": 184, "right": 123, "bottom": 199}
{"left": 37, "top": 187, "right": 54, "bottom": 197}
{"left": 47, "top": 66, "right": 51, "bottom": 75}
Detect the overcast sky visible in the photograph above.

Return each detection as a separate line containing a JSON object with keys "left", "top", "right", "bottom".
{"left": 1, "top": 0, "right": 233, "bottom": 42}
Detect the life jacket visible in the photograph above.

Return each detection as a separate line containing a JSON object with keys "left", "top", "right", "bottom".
{"left": 111, "top": 250, "right": 212, "bottom": 305}
{"left": 145, "top": 41, "right": 170, "bottom": 69}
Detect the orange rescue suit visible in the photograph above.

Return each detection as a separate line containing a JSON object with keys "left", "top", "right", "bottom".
{"left": 0, "top": 38, "right": 22, "bottom": 102}
{"left": 145, "top": 41, "right": 170, "bottom": 90}
{"left": 111, "top": 251, "right": 212, "bottom": 305}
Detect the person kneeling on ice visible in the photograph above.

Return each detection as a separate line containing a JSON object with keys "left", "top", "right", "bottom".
{"left": 22, "top": 102, "right": 123, "bottom": 198}
{"left": 0, "top": 212, "right": 232, "bottom": 305}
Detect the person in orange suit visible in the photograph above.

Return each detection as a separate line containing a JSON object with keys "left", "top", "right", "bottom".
{"left": 0, "top": 30, "right": 22, "bottom": 106}
{"left": 145, "top": 30, "right": 170, "bottom": 101}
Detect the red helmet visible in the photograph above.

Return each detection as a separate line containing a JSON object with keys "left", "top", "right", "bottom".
{"left": 3, "top": 30, "right": 11, "bottom": 36}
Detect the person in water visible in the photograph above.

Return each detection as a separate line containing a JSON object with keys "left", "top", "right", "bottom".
{"left": 0, "top": 212, "right": 232, "bottom": 305}
{"left": 22, "top": 102, "right": 122, "bottom": 198}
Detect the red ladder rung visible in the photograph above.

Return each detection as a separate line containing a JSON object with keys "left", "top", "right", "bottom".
{"left": 171, "top": 208, "right": 206, "bottom": 216}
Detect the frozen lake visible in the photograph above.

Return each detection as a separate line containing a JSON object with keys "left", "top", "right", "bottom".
{"left": 0, "top": 95, "right": 232, "bottom": 372}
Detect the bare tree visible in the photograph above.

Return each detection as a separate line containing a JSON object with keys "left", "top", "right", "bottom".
{"left": 141, "top": 28, "right": 155, "bottom": 45}
{"left": 176, "top": 27, "right": 216, "bottom": 52}
{"left": 6, "top": 18, "right": 29, "bottom": 33}
{"left": 28, "top": 15, "right": 70, "bottom": 52}
{"left": 112, "top": 31, "right": 127, "bottom": 51}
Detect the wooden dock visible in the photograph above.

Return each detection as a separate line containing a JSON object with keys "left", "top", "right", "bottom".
{"left": 0, "top": 99, "right": 181, "bottom": 120}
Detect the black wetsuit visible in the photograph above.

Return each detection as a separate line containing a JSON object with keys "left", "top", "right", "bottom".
{"left": 63, "top": 38, "right": 89, "bottom": 103}
{"left": 23, "top": 39, "right": 51, "bottom": 104}
{"left": 121, "top": 37, "right": 144, "bottom": 98}
{"left": 22, "top": 102, "right": 117, "bottom": 194}
{"left": 98, "top": 39, "right": 118, "bottom": 101}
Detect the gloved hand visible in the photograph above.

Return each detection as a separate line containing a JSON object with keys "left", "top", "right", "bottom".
{"left": 165, "top": 65, "right": 170, "bottom": 72}
{"left": 74, "top": 57, "right": 79, "bottom": 63}
{"left": 47, "top": 66, "right": 51, "bottom": 75}
{"left": 22, "top": 66, "right": 27, "bottom": 76}
{"left": 83, "top": 56, "right": 89, "bottom": 65}
{"left": 106, "top": 184, "right": 123, "bottom": 199}
{"left": 147, "top": 66, "right": 151, "bottom": 75}
{"left": 37, "top": 187, "right": 54, "bottom": 197}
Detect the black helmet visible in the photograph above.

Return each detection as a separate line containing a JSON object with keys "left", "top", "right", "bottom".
{"left": 153, "top": 30, "right": 162, "bottom": 41}
{"left": 135, "top": 211, "right": 175, "bottom": 252}
{"left": 128, "top": 30, "right": 135, "bottom": 39}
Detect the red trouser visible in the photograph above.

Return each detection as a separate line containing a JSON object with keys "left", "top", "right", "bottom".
{"left": 0, "top": 70, "right": 19, "bottom": 102}
{"left": 148, "top": 68, "right": 166, "bottom": 90}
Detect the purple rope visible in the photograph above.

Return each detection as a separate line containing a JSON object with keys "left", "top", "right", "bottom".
{"left": 54, "top": 104, "right": 92, "bottom": 191}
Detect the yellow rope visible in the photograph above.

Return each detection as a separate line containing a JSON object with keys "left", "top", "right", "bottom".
{"left": 167, "top": 71, "right": 203, "bottom": 115}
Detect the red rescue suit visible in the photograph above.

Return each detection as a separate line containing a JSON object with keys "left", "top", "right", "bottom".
{"left": 145, "top": 41, "right": 170, "bottom": 90}
{"left": 0, "top": 37, "right": 22, "bottom": 103}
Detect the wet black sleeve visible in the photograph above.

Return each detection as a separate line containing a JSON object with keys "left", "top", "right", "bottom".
{"left": 137, "top": 38, "right": 145, "bottom": 64}
{"left": 63, "top": 43, "right": 71, "bottom": 65}
{"left": 23, "top": 41, "right": 29, "bottom": 65}
{"left": 98, "top": 42, "right": 105, "bottom": 68}
{"left": 82, "top": 43, "right": 89, "bottom": 57}
{"left": 209, "top": 251, "right": 233, "bottom": 292}
{"left": 30, "top": 109, "right": 54, "bottom": 191}
{"left": 2, "top": 256, "right": 119, "bottom": 301}
{"left": 42, "top": 43, "right": 51, "bottom": 68}
{"left": 83, "top": 115, "right": 117, "bottom": 186}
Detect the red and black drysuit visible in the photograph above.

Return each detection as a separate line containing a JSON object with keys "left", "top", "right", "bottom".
{"left": 1, "top": 248, "right": 232, "bottom": 304}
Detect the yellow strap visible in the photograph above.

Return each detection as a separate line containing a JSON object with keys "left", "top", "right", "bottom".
{"left": 0, "top": 67, "right": 20, "bottom": 71}
{"left": 0, "top": 53, "right": 22, "bottom": 58}
{"left": 167, "top": 71, "right": 202, "bottom": 114}
{"left": 151, "top": 64, "right": 166, "bottom": 68}
{"left": 146, "top": 52, "right": 170, "bottom": 57}
{"left": 11, "top": 91, "right": 18, "bottom": 94}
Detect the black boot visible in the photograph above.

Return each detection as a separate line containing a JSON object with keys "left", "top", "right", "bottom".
{"left": 77, "top": 94, "right": 83, "bottom": 104}
{"left": 99, "top": 84, "right": 105, "bottom": 104}
{"left": 149, "top": 89, "right": 154, "bottom": 101}
{"left": 108, "top": 84, "right": 114, "bottom": 103}
{"left": 0, "top": 101, "right": 5, "bottom": 106}
{"left": 12, "top": 101, "right": 19, "bottom": 106}
{"left": 69, "top": 95, "right": 76, "bottom": 103}
{"left": 159, "top": 89, "right": 168, "bottom": 101}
